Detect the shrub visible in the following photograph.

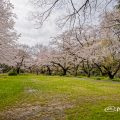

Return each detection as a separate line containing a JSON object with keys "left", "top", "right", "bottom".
{"left": 112, "top": 78, "right": 120, "bottom": 82}
{"left": 96, "top": 77, "right": 101, "bottom": 80}
{"left": 8, "top": 69, "right": 17, "bottom": 76}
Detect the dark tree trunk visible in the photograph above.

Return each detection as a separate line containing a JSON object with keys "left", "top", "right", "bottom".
{"left": 74, "top": 65, "right": 79, "bottom": 76}
{"left": 103, "top": 62, "right": 120, "bottom": 79}
{"left": 108, "top": 72, "right": 114, "bottom": 79}
{"left": 74, "top": 70, "right": 78, "bottom": 76}
{"left": 36, "top": 70, "right": 39, "bottom": 75}
{"left": 46, "top": 66, "right": 52, "bottom": 75}
{"left": 62, "top": 68, "right": 67, "bottom": 76}
{"left": 82, "top": 60, "right": 92, "bottom": 77}
{"left": 16, "top": 67, "right": 20, "bottom": 74}
{"left": 28, "top": 67, "right": 32, "bottom": 73}
{"left": 16, "top": 57, "right": 24, "bottom": 75}
{"left": 51, "top": 61, "right": 68, "bottom": 76}
{"left": 94, "top": 63, "right": 106, "bottom": 76}
{"left": 87, "top": 71, "right": 91, "bottom": 77}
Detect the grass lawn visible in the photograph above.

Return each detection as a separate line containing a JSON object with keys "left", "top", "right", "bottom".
{"left": 0, "top": 74, "right": 120, "bottom": 120}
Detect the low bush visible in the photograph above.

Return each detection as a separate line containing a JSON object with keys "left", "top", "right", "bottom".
{"left": 96, "top": 77, "right": 101, "bottom": 80}
{"left": 112, "top": 78, "right": 120, "bottom": 82}
{"left": 8, "top": 69, "right": 17, "bottom": 76}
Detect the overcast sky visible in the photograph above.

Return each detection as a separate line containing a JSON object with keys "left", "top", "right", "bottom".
{"left": 10, "top": 0, "right": 59, "bottom": 46}
{"left": 10, "top": 0, "right": 115, "bottom": 46}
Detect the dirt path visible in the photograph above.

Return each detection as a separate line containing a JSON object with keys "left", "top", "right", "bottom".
{"left": 0, "top": 96, "right": 73, "bottom": 120}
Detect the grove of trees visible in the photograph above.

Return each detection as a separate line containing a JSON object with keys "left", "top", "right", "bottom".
{"left": 0, "top": 0, "right": 120, "bottom": 79}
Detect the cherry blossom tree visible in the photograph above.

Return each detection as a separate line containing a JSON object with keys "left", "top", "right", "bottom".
{"left": 0, "top": 0, "right": 18, "bottom": 65}
{"left": 8, "top": 45, "right": 32, "bottom": 74}
{"left": 22, "top": 0, "right": 120, "bottom": 78}
{"left": 90, "top": 12, "right": 120, "bottom": 79}
{"left": 32, "top": 44, "right": 53, "bottom": 75}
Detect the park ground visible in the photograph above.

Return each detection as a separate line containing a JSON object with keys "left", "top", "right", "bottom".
{"left": 0, "top": 74, "right": 120, "bottom": 120}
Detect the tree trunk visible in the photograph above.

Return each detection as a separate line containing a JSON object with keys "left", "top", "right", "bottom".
{"left": 51, "top": 61, "right": 68, "bottom": 76}
{"left": 87, "top": 72, "right": 91, "bottom": 77}
{"left": 62, "top": 69, "right": 67, "bottom": 76}
{"left": 46, "top": 66, "right": 52, "bottom": 75}
{"left": 16, "top": 67, "right": 20, "bottom": 74}
{"left": 74, "top": 65, "right": 79, "bottom": 76}
{"left": 28, "top": 67, "right": 32, "bottom": 73}
{"left": 36, "top": 69, "right": 39, "bottom": 75}
{"left": 95, "top": 63, "right": 105, "bottom": 76}
{"left": 108, "top": 72, "right": 114, "bottom": 79}
{"left": 74, "top": 70, "right": 78, "bottom": 76}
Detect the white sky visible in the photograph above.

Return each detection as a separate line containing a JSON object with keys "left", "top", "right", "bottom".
{"left": 10, "top": 0, "right": 59, "bottom": 46}
{"left": 10, "top": 0, "right": 115, "bottom": 46}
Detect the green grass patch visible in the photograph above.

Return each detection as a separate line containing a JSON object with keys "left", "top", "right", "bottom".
{"left": 0, "top": 74, "right": 120, "bottom": 120}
